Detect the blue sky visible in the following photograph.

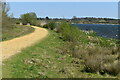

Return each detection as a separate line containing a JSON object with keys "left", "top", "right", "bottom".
{"left": 9, "top": 2, "right": 118, "bottom": 19}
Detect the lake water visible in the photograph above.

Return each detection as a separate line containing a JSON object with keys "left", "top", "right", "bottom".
{"left": 73, "top": 24, "right": 120, "bottom": 39}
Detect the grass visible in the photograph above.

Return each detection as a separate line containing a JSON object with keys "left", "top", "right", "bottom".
{"left": 2, "top": 12, "right": 35, "bottom": 41}
{"left": 2, "top": 25, "right": 35, "bottom": 41}
{"left": 55, "top": 22, "right": 120, "bottom": 77}
{"left": 2, "top": 29, "right": 118, "bottom": 78}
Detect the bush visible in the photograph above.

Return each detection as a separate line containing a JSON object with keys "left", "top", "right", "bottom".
{"left": 58, "top": 41, "right": 119, "bottom": 75}
{"left": 15, "top": 22, "right": 20, "bottom": 24}
{"left": 20, "top": 12, "right": 37, "bottom": 25}
{"left": 83, "top": 54, "right": 115, "bottom": 73}
{"left": 83, "top": 47, "right": 119, "bottom": 75}
{"left": 84, "top": 54, "right": 104, "bottom": 73}
{"left": 118, "top": 53, "right": 120, "bottom": 60}
{"left": 43, "top": 21, "right": 56, "bottom": 30}
{"left": 104, "top": 61, "right": 120, "bottom": 76}
{"left": 48, "top": 21, "right": 56, "bottom": 30}
{"left": 58, "top": 22, "right": 81, "bottom": 42}
{"left": 34, "top": 20, "right": 41, "bottom": 27}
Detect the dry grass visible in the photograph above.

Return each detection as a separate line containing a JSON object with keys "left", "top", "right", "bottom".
{"left": 58, "top": 42, "right": 120, "bottom": 76}
{"left": 2, "top": 13, "right": 34, "bottom": 41}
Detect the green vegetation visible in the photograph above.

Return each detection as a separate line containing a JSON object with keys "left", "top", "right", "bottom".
{"left": 2, "top": 2, "right": 120, "bottom": 78}
{"left": 3, "top": 30, "right": 118, "bottom": 78}
{"left": 3, "top": 22, "right": 120, "bottom": 78}
{"left": 20, "top": 12, "right": 37, "bottom": 25}
{"left": 2, "top": 3, "right": 35, "bottom": 41}
{"left": 70, "top": 17, "right": 118, "bottom": 24}
{"left": 42, "top": 22, "right": 120, "bottom": 77}
{"left": 57, "top": 22, "right": 120, "bottom": 76}
{"left": 58, "top": 22, "right": 81, "bottom": 42}
{"left": 37, "top": 17, "right": 118, "bottom": 25}
{"left": 2, "top": 25, "right": 34, "bottom": 41}
{"left": 43, "top": 21, "right": 56, "bottom": 30}
{"left": 20, "top": 12, "right": 42, "bottom": 27}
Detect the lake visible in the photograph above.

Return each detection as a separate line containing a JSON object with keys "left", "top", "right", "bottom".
{"left": 73, "top": 24, "right": 120, "bottom": 39}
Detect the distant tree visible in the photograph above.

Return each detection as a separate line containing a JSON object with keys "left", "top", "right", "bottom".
{"left": 10, "top": 13, "right": 14, "bottom": 18}
{"left": 72, "top": 16, "right": 77, "bottom": 20}
{"left": 1, "top": 2, "right": 15, "bottom": 30}
{"left": 2, "top": 2, "right": 10, "bottom": 15}
{"left": 20, "top": 12, "right": 37, "bottom": 25}
{"left": 72, "top": 16, "right": 79, "bottom": 23}
{"left": 46, "top": 16, "right": 49, "bottom": 20}
{"left": 20, "top": 13, "right": 29, "bottom": 25}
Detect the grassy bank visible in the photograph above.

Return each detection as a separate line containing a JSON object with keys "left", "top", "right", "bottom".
{"left": 2, "top": 10, "right": 35, "bottom": 41}
{"left": 43, "top": 22, "right": 120, "bottom": 77}
{"left": 3, "top": 29, "right": 119, "bottom": 78}
{"left": 57, "top": 22, "right": 120, "bottom": 77}
{"left": 2, "top": 25, "right": 35, "bottom": 41}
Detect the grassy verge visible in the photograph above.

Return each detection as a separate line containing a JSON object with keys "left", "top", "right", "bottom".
{"left": 2, "top": 25, "right": 35, "bottom": 41}
{"left": 3, "top": 30, "right": 118, "bottom": 78}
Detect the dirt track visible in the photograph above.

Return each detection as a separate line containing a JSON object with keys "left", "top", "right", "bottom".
{"left": 1, "top": 26, "right": 48, "bottom": 60}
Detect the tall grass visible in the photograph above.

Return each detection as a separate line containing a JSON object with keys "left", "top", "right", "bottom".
{"left": 2, "top": 11, "right": 35, "bottom": 41}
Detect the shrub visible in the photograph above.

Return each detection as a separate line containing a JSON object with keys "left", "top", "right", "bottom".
{"left": 34, "top": 20, "right": 41, "bottom": 27}
{"left": 104, "top": 61, "right": 120, "bottom": 76}
{"left": 84, "top": 54, "right": 104, "bottom": 73}
{"left": 15, "top": 22, "right": 20, "bottom": 24}
{"left": 48, "top": 21, "right": 56, "bottom": 30}
{"left": 58, "top": 22, "right": 81, "bottom": 42}
{"left": 118, "top": 53, "right": 120, "bottom": 60}
{"left": 20, "top": 12, "right": 37, "bottom": 25}
{"left": 82, "top": 46, "right": 119, "bottom": 75}
{"left": 43, "top": 24, "right": 49, "bottom": 28}
{"left": 43, "top": 21, "right": 56, "bottom": 30}
{"left": 58, "top": 41, "right": 119, "bottom": 75}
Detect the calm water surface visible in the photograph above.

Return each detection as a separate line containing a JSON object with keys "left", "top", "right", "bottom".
{"left": 73, "top": 24, "right": 120, "bottom": 39}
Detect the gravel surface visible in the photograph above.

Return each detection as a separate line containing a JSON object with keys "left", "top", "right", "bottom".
{"left": 1, "top": 26, "right": 48, "bottom": 60}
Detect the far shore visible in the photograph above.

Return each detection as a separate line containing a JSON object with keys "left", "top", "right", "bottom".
{"left": 71, "top": 23, "right": 119, "bottom": 25}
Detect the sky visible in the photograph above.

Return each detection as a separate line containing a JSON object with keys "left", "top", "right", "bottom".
{"left": 8, "top": 2, "right": 118, "bottom": 19}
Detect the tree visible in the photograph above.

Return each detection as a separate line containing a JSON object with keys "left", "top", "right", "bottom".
{"left": 10, "top": 13, "right": 14, "bottom": 18}
{"left": 72, "top": 16, "right": 77, "bottom": 20}
{"left": 2, "top": 2, "right": 14, "bottom": 29}
{"left": 45, "top": 16, "right": 49, "bottom": 20}
{"left": 2, "top": 2, "right": 10, "bottom": 15}
{"left": 72, "top": 16, "right": 79, "bottom": 23}
{"left": 20, "top": 12, "right": 37, "bottom": 25}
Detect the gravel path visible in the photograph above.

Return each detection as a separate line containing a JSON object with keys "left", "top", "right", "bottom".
{"left": 1, "top": 26, "right": 48, "bottom": 60}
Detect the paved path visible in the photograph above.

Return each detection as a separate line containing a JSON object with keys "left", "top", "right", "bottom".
{"left": 1, "top": 26, "right": 48, "bottom": 60}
